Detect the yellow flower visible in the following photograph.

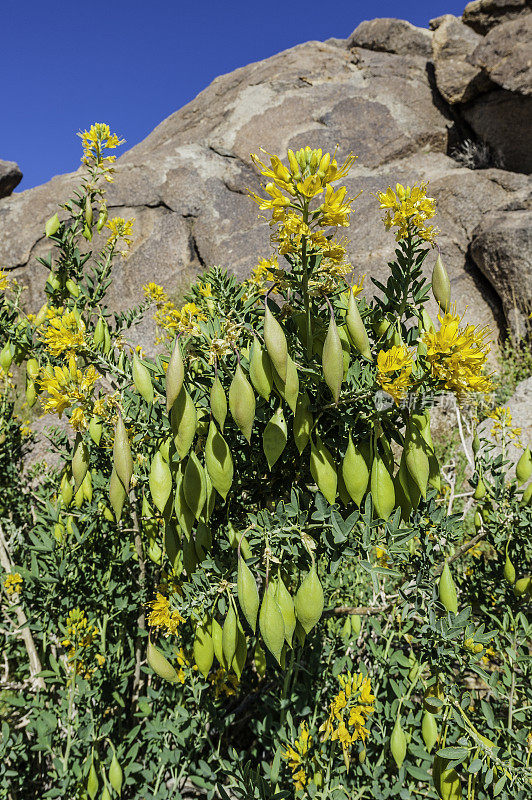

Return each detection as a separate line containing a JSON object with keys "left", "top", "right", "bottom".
{"left": 0, "top": 270, "right": 10, "bottom": 291}
{"left": 422, "top": 309, "right": 492, "bottom": 398}
{"left": 197, "top": 282, "right": 213, "bottom": 298}
{"left": 39, "top": 355, "right": 98, "bottom": 426}
{"left": 106, "top": 217, "right": 134, "bottom": 253}
{"left": 78, "top": 123, "right": 125, "bottom": 181}
{"left": 146, "top": 592, "right": 184, "bottom": 637}
{"left": 41, "top": 309, "right": 86, "bottom": 357}
{"left": 209, "top": 666, "right": 239, "bottom": 698}
{"left": 143, "top": 282, "right": 167, "bottom": 303}
{"left": 488, "top": 406, "right": 522, "bottom": 446}
{"left": 377, "top": 182, "right": 438, "bottom": 243}
{"left": 319, "top": 184, "right": 359, "bottom": 227}
{"left": 4, "top": 572, "right": 23, "bottom": 597}
{"left": 376, "top": 345, "right": 414, "bottom": 404}
{"left": 282, "top": 722, "right": 312, "bottom": 790}
{"left": 320, "top": 672, "right": 375, "bottom": 771}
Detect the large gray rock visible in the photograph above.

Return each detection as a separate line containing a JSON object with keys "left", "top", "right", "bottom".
{"left": 0, "top": 21, "right": 530, "bottom": 351}
{"left": 432, "top": 16, "right": 491, "bottom": 104}
{"left": 463, "top": 0, "right": 531, "bottom": 35}
{"left": 0, "top": 160, "right": 22, "bottom": 198}
{"left": 470, "top": 15, "right": 532, "bottom": 94}
{"left": 470, "top": 207, "right": 532, "bottom": 338}
{"left": 348, "top": 18, "right": 432, "bottom": 58}
{"left": 462, "top": 89, "right": 532, "bottom": 173}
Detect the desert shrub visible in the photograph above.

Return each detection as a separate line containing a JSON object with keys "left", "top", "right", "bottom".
{"left": 0, "top": 126, "right": 531, "bottom": 800}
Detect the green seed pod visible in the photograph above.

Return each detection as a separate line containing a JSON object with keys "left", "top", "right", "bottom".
{"left": 211, "top": 618, "right": 226, "bottom": 668}
{"left": 264, "top": 302, "right": 288, "bottom": 382}
{"left": 249, "top": 336, "right": 274, "bottom": 400}
{"left": 163, "top": 519, "right": 180, "bottom": 570}
{"left": 195, "top": 522, "right": 212, "bottom": 561}
{"left": 170, "top": 388, "right": 197, "bottom": 460}
{"left": 514, "top": 575, "right": 531, "bottom": 597}
{"left": 254, "top": 641, "right": 267, "bottom": 677}
{"left": 183, "top": 452, "right": 206, "bottom": 520}
{"left": 259, "top": 583, "right": 285, "bottom": 664}
{"left": 432, "top": 253, "right": 451, "bottom": 312}
{"left": 81, "top": 471, "right": 93, "bottom": 503}
{"left": 404, "top": 421, "right": 429, "bottom": 500}
{"left": 341, "top": 616, "right": 352, "bottom": 641}
{"left": 149, "top": 451, "right": 172, "bottom": 514}
{"left": 109, "top": 469, "right": 126, "bottom": 521}
{"left": 65, "top": 278, "right": 79, "bottom": 297}
{"left": 371, "top": 449, "right": 395, "bottom": 521}
{"left": 346, "top": 289, "right": 371, "bottom": 360}
{"left": 338, "top": 324, "right": 351, "bottom": 375}
{"left": 97, "top": 205, "right": 108, "bottom": 231}
{"left": 166, "top": 339, "right": 184, "bottom": 412}
{"left": 504, "top": 549, "right": 516, "bottom": 585}
{"left": 272, "top": 354, "right": 299, "bottom": 413}
{"left": 183, "top": 533, "right": 198, "bottom": 575}
{"left": 0, "top": 342, "right": 14, "bottom": 370}
{"left": 310, "top": 434, "right": 337, "bottom": 505}
{"left": 474, "top": 511, "right": 482, "bottom": 531}
{"left": 439, "top": 767, "right": 462, "bottom": 800}
{"left": 205, "top": 420, "right": 233, "bottom": 500}
{"left": 26, "top": 358, "right": 40, "bottom": 381}
{"left": 202, "top": 469, "right": 216, "bottom": 521}
{"left": 73, "top": 483, "right": 84, "bottom": 509}
{"left": 293, "top": 392, "right": 312, "bottom": 454}
{"left": 432, "top": 754, "right": 448, "bottom": 797}
{"left": 229, "top": 363, "right": 255, "bottom": 443}
{"left": 337, "top": 470, "right": 351, "bottom": 506}
{"left": 233, "top": 623, "right": 247, "bottom": 680}
{"left": 132, "top": 352, "right": 154, "bottom": 403}
{"left": 25, "top": 379, "right": 37, "bottom": 407}
{"left": 222, "top": 602, "right": 238, "bottom": 668}
{"left": 159, "top": 437, "right": 171, "bottom": 462}
{"left": 275, "top": 576, "right": 296, "bottom": 646}
{"left": 84, "top": 195, "right": 93, "bottom": 228}
{"left": 103, "top": 321, "right": 111, "bottom": 354}
{"left": 390, "top": 716, "right": 407, "bottom": 769}
{"left": 109, "top": 752, "right": 123, "bottom": 795}
{"left": 322, "top": 312, "right": 343, "bottom": 403}
{"left": 516, "top": 446, "right": 532, "bottom": 485}
{"left": 72, "top": 435, "right": 89, "bottom": 491}
{"left": 472, "top": 432, "right": 480, "bottom": 455}
{"left": 60, "top": 472, "right": 73, "bottom": 506}
{"left": 521, "top": 481, "right": 532, "bottom": 506}
{"left": 194, "top": 621, "right": 214, "bottom": 678}
{"left": 88, "top": 416, "right": 103, "bottom": 446}
{"left": 93, "top": 317, "right": 105, "bottom": 348}
{"left": 237, "top": 554, "right": 260, "bottom": 633}
{"left": 113, "top": 414, "right": 133, "bottom": 493}
{"left": 352, "top": 613, "right": 362, "bottom": 636}
{"left": 263, "top": 407, "right": 287, "bottom": 470}
{"left": 147, "top": 640, "right": 179, "bottom": 682}
{"left": 420, "top": 308, "right": 435, "bottom": 333}
{"left": 87, "top": 761, "right": 99, "bottom": 800}
{"left": 210, "top": 375, "right": 227, "bottom": 430}
{"left": 342, "top": 434, "right": 370, "bottom": 507}
{"left": 53, "top": 521, "right": 65, "bottom": 543}
{"left": 45, "top": 213, "right": 60, "bottom": 238}
{"left": 174, "top": 467, "right": 195, "bottom": 537}
{"left": 439, "top": 562, "right": 458, "bottom": 614}
{"left": 473, "top": 476, "right": 486, "bottom": 500}
{"left": 421, "top": 711, "right": 438, "bottom": 753}
{"left": 294, "top": 565, "right": 324, "bottom": 634}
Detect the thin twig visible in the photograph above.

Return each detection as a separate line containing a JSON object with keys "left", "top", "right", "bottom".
{"left": 455, "top": 402, "right": 474, "bottom": 470}
{"left": 131, "top": 498, "right": 147, "bottom": 701}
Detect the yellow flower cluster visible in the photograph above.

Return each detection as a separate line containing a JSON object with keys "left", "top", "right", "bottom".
{"left": 146, "top": 592, "right": 184, "bottom": 637}
{"left": 282, "top": 722, "right": 313, "bottom": 791}
{"left": 3, "top": 572, "right": 23, "bottom": 597}
{"left": 78, "top": 123, "right": 125, "bottom": 182}
{"left": 106, "top": 217, "right": 135, "bottom": 256}
{"left": 41, "top": 308, "right": 86, "bottom": 357}
{"left": 0, "top": 270, "right": 11, "bottom": 291}
{"left": 61, "top": 608, "right": 105, "bottom": 677}
{"left": 39, "top": 355, "right": 99, "bottom": 429}
{"left": 376, "top": 345, "right": 414, "bottom": 404}
{"left": 377, "top": 182, "right": 438, "bottom": 243}
{"left": 143, "top": 283, "right": 207, "bottom": 342}
{"left": 422, "top": 310, "right": 492, "bottom": 398}
{"left": 209, "top": 666, "right": 240, "bottom": 698}
{"left": 488, "top": 406, "right": 522, "bottom": 447}
{"left": 320, "top": 672, "right": 375, "bottom": 771}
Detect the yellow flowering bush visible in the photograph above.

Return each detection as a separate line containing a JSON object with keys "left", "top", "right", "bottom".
{"left": 0, "top": 127, "right": 530, "bottom": 800}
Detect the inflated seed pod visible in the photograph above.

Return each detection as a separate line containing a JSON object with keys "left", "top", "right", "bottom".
{"left": 439, "top": 562, "right": 458, "bottom": 614}
{"left": 26, "top": 357, "right": 39, "bottom": 381}
{"left": 259, "top": 582, "right": 285, "bottom": 664}
{"left": 432, "top": 253, "right": 451, "bottom": 312}
{"left": 73, "top": 483, "right": 84, "bottom": 509}
{"left": 113, "top": 414, "right": 133, "bottom": 493}
{"left": 88, "top": 416, "right": 103, "bottom": 446}
{"left": 210, "top": 375, "right": 227, "bottom": 430}
{"left": 101, "top": 786, "right": 111, "bottom": 800}
{"left": 404, "top": 420, "right": 430, "bottom": 500}
{"left": 109, "top": 468, "right": 127, "bottom": 520}
{"left": 474, "top": 511, "right": 482, "bottom": 531}
{"left": 342, "top": 434, "right": 370, "bottom": 507}
{"left": 293, "top": 393, "right": 312, "bottom": 454}
{"left": 521, "top": 481, "right": 532, "bottom": 506}
{"left": 310, "top": 434, "right": 337, "bottom": 505}
{"left": 147, "top": 640, "right": 179, "bottom": 682}
{"left": 222, "top": 602, "right": 239, "bottom": 668}
{"left": 322, "top": 312, "right": 344, "bottom": 403}
{"left": 294, "top": 565, "right": 324, "bottom": 634}
{"left": 420, "top": 308, "right": 435, "bottom": 334}
{"left": 516, "top": 446, "right": 532, "bottom": 485}
{"left": 149, "top": 451, "right": 172, "bottom": 514}
{"left": 263, "top": 407, "right": 287, "bottom": 469}
{"left": 25, "top": 378, "right": 36, "bottom": 407}
{"left": 272, "top": 354, "right": 299, "bottom": 413}
{"left": 432, "top": 754, "right": 448, "bottom": 798}
{"left": 370, "top": 449, "right": 395, "bottom": 521}
{"left": 45, "top": 213, "right": 60, "bottom": 238}
{"left": 233, "top": 623, "right": 247, "bottom": 680}
{"left": 202, "top": 469, "right": 216, "bottom": 522}
{"left": 390, "top": 716, "right": 407, "bottom": 769}
{"left": 352, "top": 613, "right": 362, "bottom": 636}
{"left": 211, "top": 618, "right": 226, "bottom": 668}
{"left": 195, "top": 522, "right": 212, "bottom": 561}
{"left": 422, "top": 711, "right": 438, "bottom": 753}
{"left": 514, "top": 575, "right": 531, "bottom": 597}
{"left": 163, "top": 519, "right": 180, "bottom": 570}
{"left": 204, "top": 420, "right": 233, "bottom": 500}
{"left": 337, "top": 470, "right": 351, "bottom": 506}
{"left": 439, "top": 767, "right": 462, "bottom": 800}
{"left": 87, "top": 761, "right": 99, "bottom": 800}
{"left": 72, "top": 434, "right": 89, "bottom": 491}
{"left": 472, "top": 432, "right": 480, "bottom": 456}
{"left": 174, "top": 468, "right": 195, "bottom": 537}
{"left": 166, "top": 338, "right": 184, "bottom": 412}
{"left": 132, "top": 352, "right": 154, "bottom": 403}
{"left": 182, "top": 533, "right": 198, "bottom": 576}
{"left": 473, "top": 476, "right": 486, "bottom": 500}
{"left": 504, "top": 549, "right": 516, "bottom": 585}
{"left": 183, "top": 452, "right": 206, "bottom": 520}
{"left": 229, "top": 363, "right": 255, "bottom": 443}
{"left": 60, "top": 472, "right": 73, "bottom": 507}
{"left": 237, "top": 553, "right": 260, "bottom": 633}
{"left": 0, "top": 343, "right": 14, "bottom": 370}
{"left": 81, "top": 471, "right": 93, "bottom": 503}
{"left": 264, "top": 302, "right": 288, "bottom": 382}
{"left": 346, "top": 289, "right": 371, "bottom": 360}
{"left": 275, "top": 576, "right": 296, "bottom": 646}
{"left": 170, "top": 388, "right": 197, "bottom": 460}
{"left": 194, "top": 621, "right": 214, "bottom": 678}
{"left": 249, "top": 336, "right": 274, "bottom": 401}
{"left": 109, "top": 751, "right": 123, "bottom": 796}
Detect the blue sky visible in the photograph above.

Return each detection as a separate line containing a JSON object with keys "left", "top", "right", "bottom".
{"left": 2, "top": 0, "right": 464, "bottom": 191}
